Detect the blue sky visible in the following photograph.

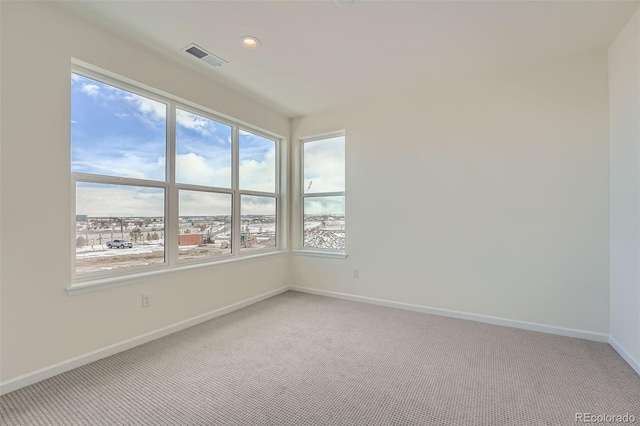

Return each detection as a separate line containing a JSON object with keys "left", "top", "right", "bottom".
{"left": 71, "top": 73, "right": 168, "bottom": 181}
{"left": 72, "top": 73, "right": 278, "bottom": 216}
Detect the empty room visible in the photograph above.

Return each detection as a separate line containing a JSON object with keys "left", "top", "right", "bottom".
{"left": 1, "top": 0, "right": 639, "bottom": 424}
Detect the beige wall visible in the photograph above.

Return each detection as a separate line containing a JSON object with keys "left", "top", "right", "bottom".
{"left": 0, "top": 2, "right": 289, "bottom": 382}
{"left": 609, "top": 9, "right": 640, "bottom": 370}
{"left": 291, "top": 49, "right": 611, "bottom": 335}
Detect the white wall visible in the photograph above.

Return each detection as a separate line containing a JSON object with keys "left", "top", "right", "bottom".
{"left": 291, "top": 50, "right": 611, "bottom": 336}
{"left": 609, "top": 9, "right": 640, "bottom": 373}
{"left": 0, "top": 2, "right": 290, "bottom": 383}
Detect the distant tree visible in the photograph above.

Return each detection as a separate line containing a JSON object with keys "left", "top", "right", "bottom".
{"left": 113, "top": 218, "right": 125, "bottom": 238}
{"left": 76, "top": 236, "right": 86, "bottom": 248}
{"left": 129, "top": 228, "right": 142, "bottom": 243}
{"left": 204, "top": 229, "right": 215, "bottom": 244}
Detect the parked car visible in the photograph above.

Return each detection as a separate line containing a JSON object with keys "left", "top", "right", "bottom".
{"left": 106, "top": 239, "right": 133, "bottom": 249}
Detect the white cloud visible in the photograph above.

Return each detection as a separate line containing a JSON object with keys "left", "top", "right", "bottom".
{"left": 179, "top": 191, "right": 231, "bottom": 216}
{"left": 76, "top": 184, "right": 164, "bottom": 217}
{"left": 238, "top": 132, "right": 278, "bottom": 192}
{"left": 72, "top": 151, "right": 165, "bottom": 181}
{"left": 124, "top": 93, "right": 166, "bottom": 121}
{"left": 241, "top": 195, "right": 276, "bottom": 216}
{"left": 176, "top": 109, "right": 216, "bottom": 136}
{"left": 239, "top": 147, "right": 276, "bottom": 192}
{"left": 304, "top": 137, "right": 345, "bottom": 193}
{"left": 81, "top": 83, "right": 100, "bottom": 98}
{"left": 115, "top": 112, "right": 129, "bottom": 118}
{"left": 304, "top": 196, "right": 345, "bottom": 215}
{"left": 176, "top": 152, "right": 231, "bottom": 188}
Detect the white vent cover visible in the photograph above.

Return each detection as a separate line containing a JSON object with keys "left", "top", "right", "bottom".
{"left": 181, "top": 43, "right": 227, "bottom": 68}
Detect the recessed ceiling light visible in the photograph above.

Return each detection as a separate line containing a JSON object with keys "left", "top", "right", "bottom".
{"left": 240, "top": 36, "right": 260, "bottom": 49}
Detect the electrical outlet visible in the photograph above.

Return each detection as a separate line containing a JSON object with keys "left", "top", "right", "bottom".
{"left": 353, "top": 268, "right": 359, "bottom": 278}
{"left": 142, "top": 293, "right": 152, "bottom": 308}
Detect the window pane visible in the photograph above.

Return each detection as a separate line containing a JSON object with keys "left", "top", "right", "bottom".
{"left": 178, "top": 190, "right": 232, "bottom": 261}
{"left": 75, "top": 182, "right": 165, "bottom": 274}
{"left": 71, "top": 74, "right": 167, "bottom": 181}
{"left": 304, "top": 196, "right": 345, "bottom": 250}
{"left": 304, "top": 136, "right": 345, "bottom": 194}
{"left": 240, "top": 195, "right": 276, "bottom": 251}
{"left": 176, "top": 109, "right": 232, "bottom": 188}
{"left": 239, "top": 130, "right": 276, "bottom": 192}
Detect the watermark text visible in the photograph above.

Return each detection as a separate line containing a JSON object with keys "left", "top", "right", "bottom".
{"left": 575, "top": 413, "right": 636, "bottom": 424}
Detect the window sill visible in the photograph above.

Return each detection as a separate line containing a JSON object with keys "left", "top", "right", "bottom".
{"left": 292, "top": 250, "right": 348, "bottom": 260}
{"left": 67, "top": 250, "right": 287, "bottom": 296}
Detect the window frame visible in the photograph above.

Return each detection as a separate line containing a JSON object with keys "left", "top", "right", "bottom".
{"left": 237, "top": 127, "right": 281, "bottom": 253}
{"left": 299, "top": 132, "right": 346, "bottom": 255}
{"left": 70, "top": 65, "right": 282, "bottom": 286}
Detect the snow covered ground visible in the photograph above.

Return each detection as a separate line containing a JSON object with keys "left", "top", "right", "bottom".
{"left": 303, "top": 216, "right": 345, "bottom": 249}
{"left": 75, "top": 218, "right": 278, "bottom": 274}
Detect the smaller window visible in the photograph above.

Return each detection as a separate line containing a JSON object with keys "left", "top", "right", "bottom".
{"left": 75, "top": 182, "right": 165, "bottom": 275}
{"left": 178, "top": 190, "right": 232, "bottom": 262}
{"left": 240, "top": 195, "right": 277, "bottom": 252}
{"left": 302, "top": 135, "right": 345, "bottom": 250}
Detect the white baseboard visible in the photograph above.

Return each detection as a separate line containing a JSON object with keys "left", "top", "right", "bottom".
{"left": 4, "top": 285, "right": 630, "bottom": 396}
{"left": 290, "top": 286, "right": 610, "bottom": 343}
{"left": 609, "top": 336, "right": 640, "bottom": 377}
{"left": 0, "top": 285, "right": 290, "bottom": 396}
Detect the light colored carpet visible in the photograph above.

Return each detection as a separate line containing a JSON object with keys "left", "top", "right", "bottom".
{"left": 1, "top": 290, "right": 639, "bottom": 425}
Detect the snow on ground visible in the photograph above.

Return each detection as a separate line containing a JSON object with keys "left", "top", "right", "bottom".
{"left": 304, "top": 229, "right": 345, "bottom": 250}
{"left": 76, "top": 242, "right": 164, "bottom": 257}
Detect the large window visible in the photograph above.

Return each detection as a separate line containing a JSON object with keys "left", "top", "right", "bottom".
{"left": 302, "top": 135, "right": 345, "bottom": 250}
{"left": 71, "top": 69, "right": 280, "bottom": 281}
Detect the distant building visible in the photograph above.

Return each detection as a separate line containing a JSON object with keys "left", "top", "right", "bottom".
{"left": 178, "top": 234, "right": 203, "bottom": 246}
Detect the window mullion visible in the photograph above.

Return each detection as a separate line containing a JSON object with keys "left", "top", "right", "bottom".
{"left": 239, "top": 189, "right": 278, "bottom": 198}
{"left": 232, "top": 125, "right": 241, "bottom": 256}
{"left": 70, "top": 175, "right": 78, "bottom": 281}
{"left": 175, "top": 183, "right": 234, "bottom": 195}
{"left": 71, "top": 173, "right": 167, "bottom": 189}
{"left": 166, "top": 103, "right": 179, "bottom": 267}
{"left": 303, "top": 191, "right": 346, "bottom": 198}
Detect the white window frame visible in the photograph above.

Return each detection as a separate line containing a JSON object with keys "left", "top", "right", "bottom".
{"left": 298, "top": 132, "right": 346, "bottom": 257}
{"left": 70, "top": 65, "right": 282, "bottom": 288}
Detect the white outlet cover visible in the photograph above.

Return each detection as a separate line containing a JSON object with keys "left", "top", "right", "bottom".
{"left": 142, "top": 294, "right": 152, "bottom": 307}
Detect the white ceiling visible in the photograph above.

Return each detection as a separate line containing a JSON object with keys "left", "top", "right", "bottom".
{"left": 58, "top": 0, "right": 639, "bottom": 118}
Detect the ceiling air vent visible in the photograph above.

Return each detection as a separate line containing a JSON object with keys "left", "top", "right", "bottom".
{"left": 182, "top": 43, "right": 227, "bottom": 68}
